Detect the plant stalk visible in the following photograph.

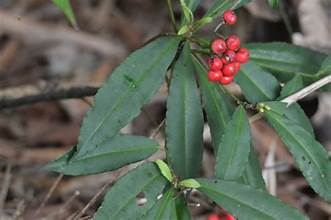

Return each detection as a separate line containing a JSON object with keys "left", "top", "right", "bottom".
{"left": 166, "top": 0, "right": 178, "bottom": 32}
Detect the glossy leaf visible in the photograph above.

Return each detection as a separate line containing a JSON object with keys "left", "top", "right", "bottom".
{"left": 52, "top": 0, "right": 77, "bottom": 28}
{"left": 264, "top": 111, "right": 331, "bottom": 202}
{"left": 246, "top": 42, "right": 327, "bottom": 82}
{"left": 203, "top": 0, "right": 251, "bottom": 20}
{"left": 166, "top": 43, "right": 204, "bottom": 179}
{"left": 142, "top": 188, "right": 177, "bottom": 220}
{"left": 235, "top": 61, "right": 281, "bottom": 103}
{"left": 241, "top": 146, "right": 266, "bottom": 190}
{"left": 77, "top": 37, "right": 180, "bottom": 157}
{"left": 317, "top": 56, "right": 331, "bottom": 91}
{"left": 265, "top": 101, "right": 314, "bottom": 136}
{"left": 180, "top": 0, "right": 194, "bottom": 23}
{"left": 215, "top": 106, "right": 251, "bottom": 180}
{"left": 179, "top": 179, "right": 201, "bottom": 188}
{"left": 197, "top": 178, "right": 308, "bottom": 220}
{"left": 155, "top": 160, "right": 174, "bottom": 183}
{"left": 44, "top": 135, "right": 159, "bottom": 175}
{"left": 279, "top": 75, "right": 305, "bottom": 99}
{"left": 194, "top": 58, "right": 233, "bottom": 151}
{"left": 94, "top": 163, "right": 168, "bottom": 220}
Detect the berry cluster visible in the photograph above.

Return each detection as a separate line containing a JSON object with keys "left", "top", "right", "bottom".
{"left": 207, "top": 10, "right": 249, "bottom": 85}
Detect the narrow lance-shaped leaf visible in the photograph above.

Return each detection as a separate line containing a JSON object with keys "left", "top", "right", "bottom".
{"left": 264, "top": 111, "right": 331, "bottom": 202}
{"left": 215, "top": 106, "right": 251, "bottom": 180}
{"left": 265, "top": 101, "right": 314, "bottom": 136}
{"left": 197, "top": 178, "right": 308, "bottom": 220}
{"left": 278, "top": 75, "right": 305, "bottom": 99}
{"left": 141, "top": 188, "right": 177, "bottom": 220}
{"left": 52, "top": 0, "right": 77, "bottom": 28}
{"left": 193, "top": 58, "right": 234, "bottom": 151}
{"left": 77, "top": 37, "right": 181, "bottom": 157}
{"left": 246, "top": 42, "right": 327, "bottom": 82}
{"left": 44, "top": 135, "right": 159, "bottom": 175}
{"left": 94, "top": 163, "right": 168, "bottom": 220}
{"left": 184, "top": 0, "right": 201, "bottom": 12}
{"left": 240, "top": 146, "right": 266, "bottom": 190}
{"left": 235, "top": 61, "right": 281, "bottom": 103}
{"left": 166, "top": 43, "right": 204, "bottom": 179}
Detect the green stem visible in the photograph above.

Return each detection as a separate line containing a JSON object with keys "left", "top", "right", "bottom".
{"left": 166, "top": 0, "right": 178, "bottom": 32}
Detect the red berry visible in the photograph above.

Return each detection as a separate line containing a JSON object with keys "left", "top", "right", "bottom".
{"left": 211, "top": 39, "right": 227, "bottom": 55}
{"left": 209, "top": 57, "right": 223, "bottom": 71}
{"left": 219, "top": 76, "right": 233, "bottom": 85}
{"left": 223, "top": 10, "right": 237, "bottom": 25}
{"left": 226, "top": 35, "right": 241, "bottom": 51}
{"left": 221, "top": 50, "right": 236, "bottom": 64}
{"left": 235, "top": 48, "right": 249, "bottom": 64}
{"left": 207, "top": 214, "right": 220, "bottom": 220}
{"left": 222, "top": 62, "right": 238, "bottom": 76}
{"left": 225, "top": 213, "right": 236, "bottom": 220}
{"left": 234, "top": 62, "right": 241, "bottom": 72}
{"left": 208, "top": 70, "right": 223, "bottom": 81}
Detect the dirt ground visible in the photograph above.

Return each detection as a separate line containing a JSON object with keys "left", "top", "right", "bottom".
{"left": 0, "top": 0, "right": 330, "bottom": 219}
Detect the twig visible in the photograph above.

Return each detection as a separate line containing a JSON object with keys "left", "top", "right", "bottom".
{"left": 0, "top": 163, "right": 12, "bottom": 212}
{"left": 34, "top": 174, "right": 64, "bottom": 216}
{"left": 0, "top": 86, "right": 98, "bottom": 110}
{"left": 282, "top": 74, "right": 331, "bottom": 106}
{"left": 0, "top": 10, "right": 126, "bottom": 57}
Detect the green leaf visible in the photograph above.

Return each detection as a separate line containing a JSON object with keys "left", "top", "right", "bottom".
{"left": 246, "top": 42, "right": 327, "bottom": 82}
{"left": 278, "top": 75, "right": 305, "bottom": 99}
{"left": 203, "top": 0, "right": 251, "bottom": 20}
{"left": 177, "top": 25, "right": 190, "bottom": 35}
{"left": 197, "top": 178, "right": 308, "bottom": 220}
{"left": 142, "top": 188, "right": 177, "bottom": 220}
{"left": 52, "top": 0, "right": 77, "bottom": 28}
{"left": 166, "top": 43, "right": 204, "bottom": 179}
{"left": 193, "top": 17, "right": 213, "bottom": 29}
{"left": 44, "top": 135, "right": 159, "bottom": 175}
{"left": 215, "top": 106, "right": 251, "bottom": 180}
{"left": 179, "top": 179, "right": 201, "bottom": 188}
{"left": 264, "top": 111, "right": 331, "bottom": 202}
{"left": 155, "top": 160, "right": 174, "bottom": 183}
{"left": 175, "top": 196, "right": 192, "bottom": 220}
{"left": 193, "top": 58, "right": 234, "bottom": 151}
{"left": 94, "top": 163, "right": 168, "bottom": 220}
{"left": 77, "top": 37, "right": 181, "bottom": 157}
{"left": 241, "top": 146, "right": 266, "bottom": 190}
{"left": 235, "top": 61, "right": 281, "bottom": 103}
{"left": 265, "top": 101, "right": 314, "bottom": 136}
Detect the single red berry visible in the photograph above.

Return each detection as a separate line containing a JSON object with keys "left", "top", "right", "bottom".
{"left": 211, "top": 39, "right": 227, "bottom": 55}
{"left": 225, "top": 213, "right": 236, "bottom": 220}
{"left": 226, "top": 35, "right": 241, "bottom": 51}
{"left": 208, "top": 70, "right": 223, "bottom": 81}
{"left": 234, "top": 62, "right": 241, "bottom": 72}
{"left": 235, "top": 48, "right": 250, "bottom": 64}
{"left": 222, "top": 62, "right": 238, "bottom": 76}
{"left": 223, "top": 10, "right": 237, "bottom": 25}
{"left": 219, "top": 76, "right": 233, "bottom": 85}
{"left": 209, "top": 57, "right": 223, "bottom": 71}
{"left": 207, "top": 214, "right": 220, "bottom": 220}
{"left": 221, "top": 50, "right": 236, "bottom": 64}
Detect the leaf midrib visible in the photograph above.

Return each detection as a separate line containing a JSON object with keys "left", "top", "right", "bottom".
{"left": 73, "top": 145, "right": 159, "bottom": 162}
